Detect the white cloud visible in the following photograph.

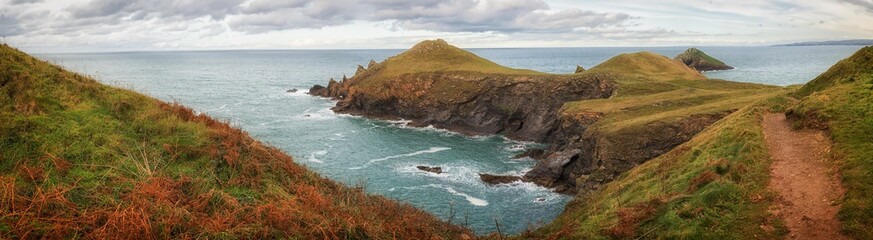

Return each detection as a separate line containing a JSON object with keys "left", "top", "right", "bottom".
{"left": 1, "top": 0, "right": 871, "bottom": 52}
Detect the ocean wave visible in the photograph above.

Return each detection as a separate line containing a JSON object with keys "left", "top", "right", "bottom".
{"left": 428, "top": 184, "right": 489, "bottom": 206}
{"left": 306, "top": 150, "right": 328, "bottom": 163}
{"left": 349, "top": 147, "right": 450, "bottom": 170}
{"left": 292, "top": 107, "right": 337, "bottom": 121}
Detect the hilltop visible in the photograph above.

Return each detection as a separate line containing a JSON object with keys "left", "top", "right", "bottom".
{"left": 588, "top": 51, "right": 704, "bottom": 80}
{"left": 673, "top": 48, "right": 734, "bottom": 72}
{"left": 0, "top": 44, "right": 471, "bottom": 239}
{"left": 311, "top": 39, "right": 782, "bottom": 195}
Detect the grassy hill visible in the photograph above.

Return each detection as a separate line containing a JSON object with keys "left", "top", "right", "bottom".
{"left": 564, "top": 51, "right": 781, "bottom": 135}
{"left": 788, "top": 46, "right": 873, "bottom": 238}
{"left": 0, "top": 44, "right": 471, "bottom": 239}
{"left": 528, "top": 95, "right": 793, "bottom": 239}
{"left": 527, "top": 46, "right": 872, "bottom": 239}
{"left": 528, "top": 52, "right": 792, "bottom": 239}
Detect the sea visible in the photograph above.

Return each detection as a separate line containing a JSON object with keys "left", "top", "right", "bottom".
{"left": 36, "top": 45, "right": 863, "bottom": 235}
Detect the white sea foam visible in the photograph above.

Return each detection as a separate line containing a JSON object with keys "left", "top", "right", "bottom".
{"left": 306, "top": 150, "right": 328, "bottom": 163}
{"left": 284, "top": 90, "right": 310, "bottom": 97}
{"left": 292, "top": 107, "right": 337, "bottom": 121}
{"left": 428, "top": 184, "right": 489, "bottom": 206}
{"left": 349, "top": 147, "right": 450, "bottom": 170}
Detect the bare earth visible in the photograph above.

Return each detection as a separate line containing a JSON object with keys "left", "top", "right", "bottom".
{"left": 763, "top": 113, "right": 847, "bottom": 240}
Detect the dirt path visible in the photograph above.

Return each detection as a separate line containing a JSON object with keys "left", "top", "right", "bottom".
{"left": 763, "top": 113, "right": 847, "bottom": 240}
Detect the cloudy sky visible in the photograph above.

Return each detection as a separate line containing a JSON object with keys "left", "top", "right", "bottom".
{"left": 2, "top": 0, "right": 872, "bottom": 52}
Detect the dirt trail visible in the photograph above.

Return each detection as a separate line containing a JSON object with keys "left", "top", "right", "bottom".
{"left": 763, "top": 113, "right": 846, "bottom": 240}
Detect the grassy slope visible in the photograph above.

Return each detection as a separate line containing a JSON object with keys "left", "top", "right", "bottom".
{"left": 789, "top": 46, "right": 873, "bottom": 239}
{"left": 0, "top": 44, "right": 470, "bottom": 239}
{"left": 528, "top": 95, "right": 795, "bottom": 239}
{"left": 564, "top": 52, "right": 783, "bottom": 133}
{"left": 523, "top": 51, "right": 792, "bottom": 239}
{"left": 674, "top": 48, "right": 731, "bottom": 69}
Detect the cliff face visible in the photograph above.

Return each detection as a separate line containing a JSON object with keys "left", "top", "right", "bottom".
{"left": 525, "top": 111, "right": 731, "bottom": 193}
{"left": 311, "top": 40, "right": 777, "bottom": 195}
{"left": 311, "top": 40, "right": 616, "bottom": 142}
{"left": 674, "top": 48, "right": 734, "bottom": 72}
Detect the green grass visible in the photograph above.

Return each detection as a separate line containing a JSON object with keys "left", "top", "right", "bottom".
{"left": 0, "top": 44, "right": 471, "bottom": 238}
{"left": 788, "top": 46, "right": 873, "bottom": 239}
{"left": 585, "top": 51, "right": 705, "bottom": 82}
{"left": 674, "top": 48, "right": 731, "bottom": 69}
{"left": 562, "top": 74, "right": 785, "bottom": 134}
{"left": 526, "top": 96, "right": 795, "bottom": 239}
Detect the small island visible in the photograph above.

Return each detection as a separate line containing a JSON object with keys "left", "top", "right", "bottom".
{"left": 674, "top": 47, "right": 735, "bottom": 72}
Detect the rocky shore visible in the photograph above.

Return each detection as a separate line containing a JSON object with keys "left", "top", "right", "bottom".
{"left": 310, "top": 39, "right": 768, "bottom": 195}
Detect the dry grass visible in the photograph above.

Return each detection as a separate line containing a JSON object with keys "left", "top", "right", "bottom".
{"left": 0, "top": 44, "right": 471, "bottom": 239}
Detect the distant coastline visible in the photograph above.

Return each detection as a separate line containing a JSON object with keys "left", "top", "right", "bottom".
{"left": 774, "top": 39, "right": 873, "bottom": 46}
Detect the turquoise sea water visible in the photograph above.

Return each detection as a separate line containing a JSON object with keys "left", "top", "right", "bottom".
{"left": 38, "top": 45, "right": 862, "bottom": 235}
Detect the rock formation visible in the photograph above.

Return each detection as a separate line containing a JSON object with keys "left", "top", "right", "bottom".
{"left": 311, "top": 40, "right": 772, "bottom": 195}
{"left": 310, "top": 39, "right": 615, "bottom": 142}
{"left": 417, "top": 166, "right": 443, "bottom": 174}
{"left": 479, "top": 173, "right": 522, "bottom": 185}
{"left": 674, "top": 48, "right": 734, "bottom": 72}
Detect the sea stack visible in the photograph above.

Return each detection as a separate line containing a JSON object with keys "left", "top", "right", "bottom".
{"left": 674, "top": 48, "right": 735, "bottom": 72}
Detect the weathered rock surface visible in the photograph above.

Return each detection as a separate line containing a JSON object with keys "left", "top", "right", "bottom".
{"left": 513, "top": 149, "right": 546, "bottom": 160}
{"left": 524, "top": 111, "right": 732, "bottom": 194}
{"left": 479, "top": 173, "right": 522, "bottom": 185}
{"left": 674, "top": 48, "right": 734, "bottom": 72}
{"left": 416, "top": 166, "right": 443, "bottom": 174}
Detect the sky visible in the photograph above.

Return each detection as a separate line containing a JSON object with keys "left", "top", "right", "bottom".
{"left": 1, "top": 0, "right": 872, "bottom": 52}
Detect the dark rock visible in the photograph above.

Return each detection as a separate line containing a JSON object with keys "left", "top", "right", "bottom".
{"left": 314, "top": 72, "right": 616, "bottom": 143}
{"left": 575, "top": 65, "right": 586, "bottom": 73}
{"left": 308, "top": 85, "right": 328, "bottom": 96}
{"left": 368, "top": 60, "right": 378, "bottom": 68}
{"left": 286, "top": 88, "right": 298, "bottom": 93}
{"left": 416, "top": 166, "right": 443, "bottom": 174}
{"left": 523, "top": 111, "right": 732, "bottom": 195}
{"left": 479, "top": 173, "right": 522, "bottom": 185}
{"left": 523, "top": 149, "right": 581, "bottom": 188}
{"left": 513, "top": 149, "right": 546, "bottom": 160}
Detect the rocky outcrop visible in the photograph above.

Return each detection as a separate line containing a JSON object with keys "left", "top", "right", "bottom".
{"left": 674, "top": 48, "right": 734, "bottom": 72}
{"left": 479, "top": 173, "right": 522, "bottom": 185}
{"left": 575, "top": 65, "right": 586, "bottom": 73}
{"left": 513, "top": 149, "right": 546, "bottom": 160}
{"left": 417, "top": 166, "right": 443, "bottom": 174}
{"left": 309, "top": 40, "right": 616, "bottom": 142}
{"left": 524, "top": 111, "right": 732, "bottom": 194}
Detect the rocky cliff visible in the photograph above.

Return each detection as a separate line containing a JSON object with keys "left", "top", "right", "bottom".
{"left": 311, "top": 39, "right": 615, "bottom": 142}
{"left": 674, "top": 48, "right": 734, "bottom": 72}
{"left": 311, "top": 40, "right": 778, "bottom": 195}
